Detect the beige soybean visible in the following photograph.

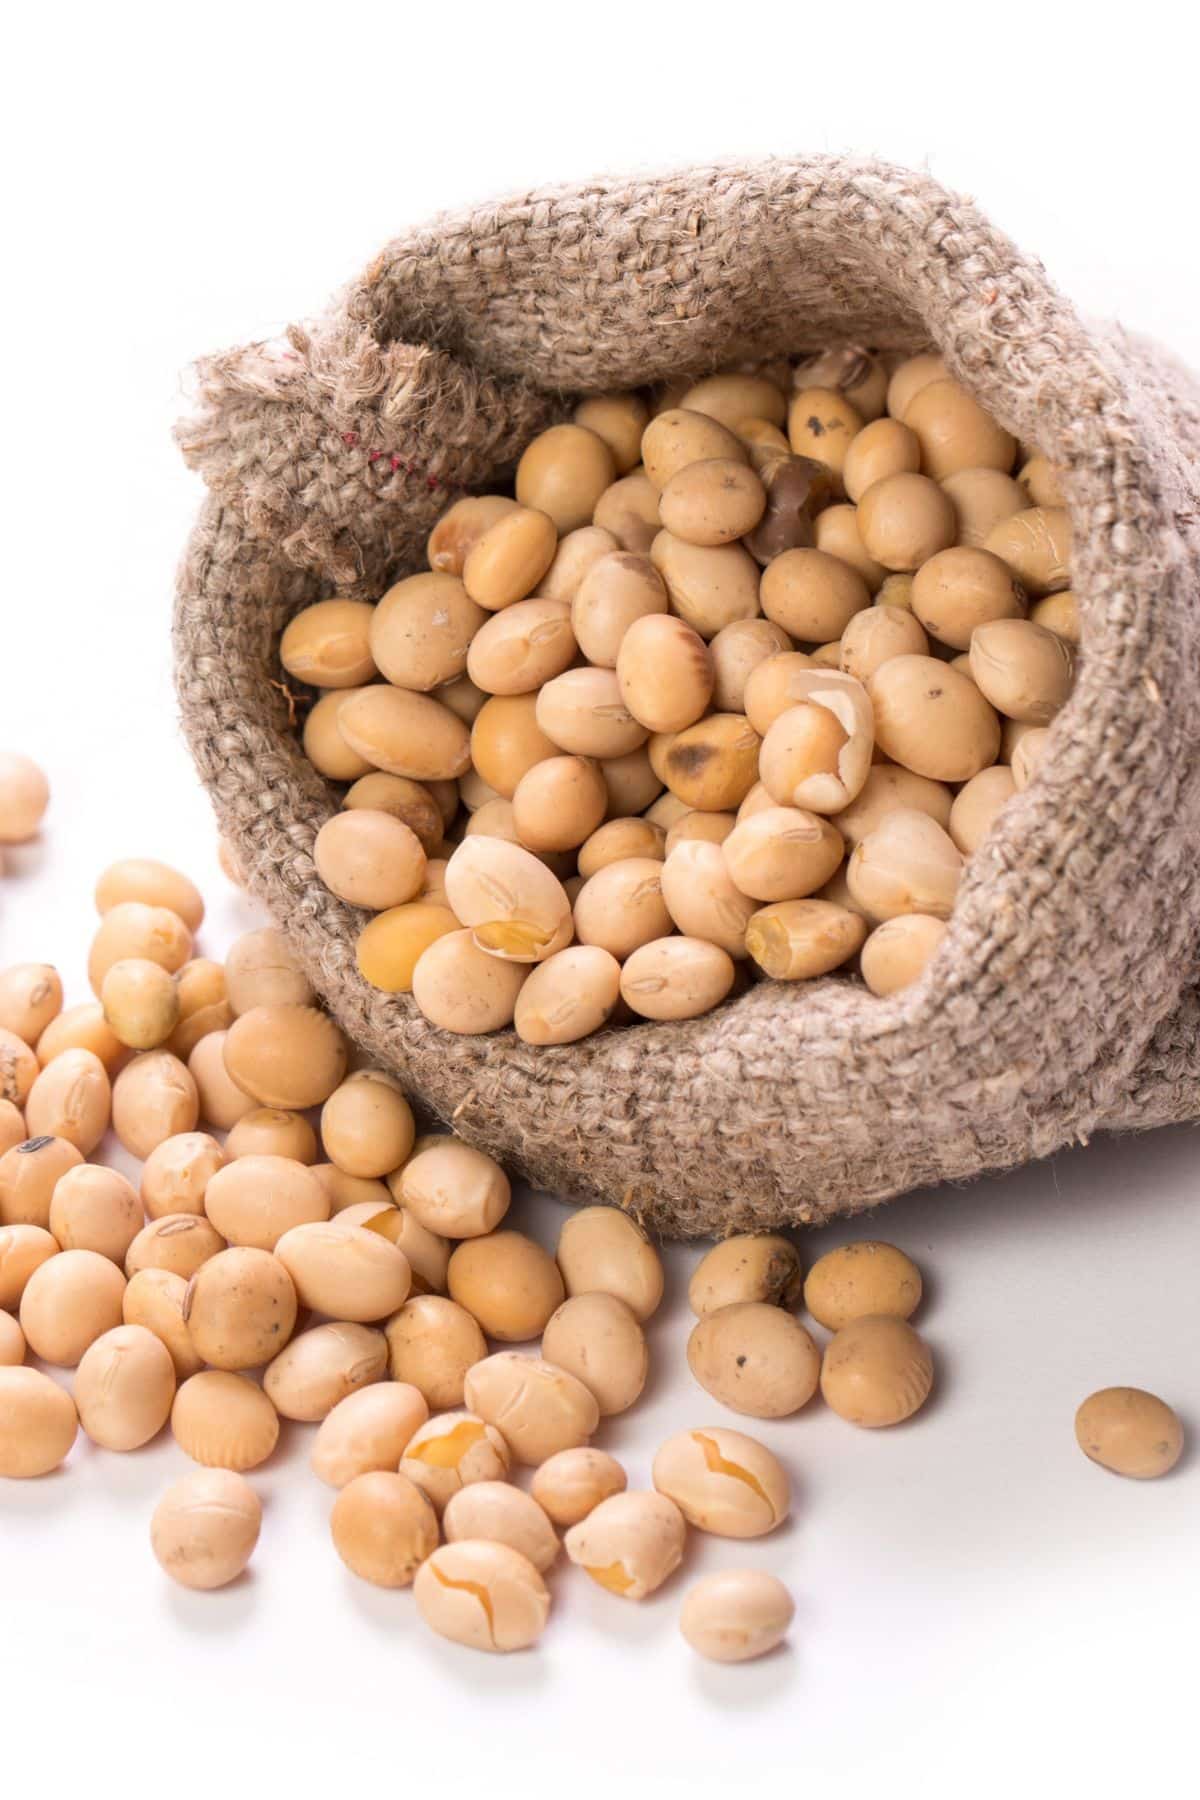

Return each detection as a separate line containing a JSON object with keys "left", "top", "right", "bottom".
{"left": 886, "top": 352, "right": 948, "bottom": 420}
{"left": 0, "top": 1100, "right": 24, "bottom": 1157}
{"left": 659, "top": 458, "right": 766, "bottom": 546}
{"left": 557, "top": 1205, "right": 663, "bottom": 1322}
{"left": 665, "top": 811, "right": 737, "bottom": 854}
{"left": 805, "top": 1241, "right": 922, "bottom": 1332}
{"left": 152, "top": 1468, "right": 262, "bottom": 1590}
{"left": 0, "top": 963, "right": 63, "bottom": 1044}
{"left": 0, "top": 752, "right": 50, "bottom": 843}
{"left": 264, "top": 1321, "right": 387, "bottom": 1423}
{"left": 338, "top": 685, "right": 472, "bottom": 783}
{"left": 313, "top": 811, "right": 426, "bottom": 912}
{"left": 838, "top": 603, "right": 928, "bottom": 683}
{"left": 344, "top": 772, "right": 444, "bottom": 855}
{"left": 223, "top": 1110, "right": 314, "bottom": 1168}
{"left": 172, "top": 1369, "right": 279, "bottom": 1467}
{"left": 48, "top": 1164, "right": 141, "bottom": 1264}
{"left": 650, "top": 531, "right": 761, "bottom": 638}
{"left": 1075, "top": 1387, "right": 1184, "bottom": 1480}
{"left": 641, "top": 409, "right": 749, "bottom": 489}
{"left": 73, "top": 1323, "right": 176, "bottom": 1451}
{"left": 540, "top": 1293, "right": 647, "bottom": 1417}
{"left": 359, "top": 1202, "right": 449, "bottom": 1296}
{"left": 572, "top": 394, "right": 648, "bottom": 472}
{"left": 848, "top": 811, "right": 963, "bottom": 923}
{"left": 1011, "top": 726, "right": 1051, "bottom": 792}
{"left": 681, "top": 372, "right": 787, "bottom": 431}
{"left": 759, "top": 675, "right": 874, "bottom": 815}
{"left": 225, "top": 928, "right": 315, "bottom": 1015}
{"left": 813, "top": 504, "right": 888, "bottom": 591}
{"left": 969, "top": 618, "right": 1074, "bottom": 722}
{"left": 24, "top": 1048, "right": 111, "bottom": 1154}
{"left": 795, "top": 346, "right": 887, "bottom": 420}
{"left": 820, "top": 1314, "right": 934, "bottom": 1427}
{"left": 448, "top": 1231, "right": 564, "bottom": 1342}
{"left": 0, "top": 1366, "right": 78, "bottom": 1477}
{"left": 536, "top": 667, "right": 648, "bottom": 761}
{"left": 0, "top": 1307, "right": 24, "bottom": 1365}
{"left": 514, "top": 945, "right": 622, "bottom": 1045}
{"left": 743, "top": 654, "right": 821, "bottom": 736}
{"left": 412, "top": 929, "right": 530, "bottom": 1033}
{"left": 332, "top": 1469, "right": 439, "bottom": 1586}
{"left": 321, "top": 1072, "right": 414, "bottom": 1180}
{"left": 564, "top": 1490, "right": 686, "bottom": 1600}
{"left": 187, "top": 1032, "right": 256, "bottom": 1130}
{"left": 620, "top": 936, "right": 735, "bottom": 1021}
{"left": 445, "top": 835, "right": 572, "bottom": 964}
{"left": 760, "top": 547, "right": 869, "bottom": 642}
{"left": 317, "top": 1164, "right": 393, "bottom": 1217}
{"left": 369, "top": 572, "right": 485, "bottom": 691}
{"left": 20, "top": 1248, "right": 126, "bottom": 1366}
{"left": 574, "top": 857, "right": 673, "bottom": 960}
{"left": 516, "top": 425, "right": 615, "bottom": 533}
{"left": 868, "top": 655, "right": 1001, "bottom": 781}
{"left": 123, "top": 1268, "right": 204, "bottom": 1379}
{"left": 140, "top": 1131, "right": 225, "bottom": 1218}
{"left": 787, "top": 386, "right": 863, "bottom": 484}
{"left": 311, "top": 1382, "right": 428, "bottom": 1489}
{"left": 644, "top": 791, "right": 691, "bottom": 830}
{"left": 385, "top": 1294, "right": 487, "bottom": 1410}
{"left": 222, "top": 1005, "right": 347, "bottom": 1111}
{"left": 463, "top": 506, "right": 559, "bottom": 610}
{"left": 531, "top": 1448, "right": 627, "bottom": 1526}
{"left": 949, "top": 765, "right": 1018, "bottom": 854}
{"left": 415, "top": 1539, "right": 550, "bottom": 1653}
{"left": 204, "top": 1152, "right": 331, "bottom": 1252}
{"left": 834, "top": 764, "right": 953, "bottom": 849}
{"left": 721, "top": 806, "right": 842, "bottom": 903}
{"left": 428, "top": 494, "right": 520, "bottom": 575}
{"left": 466, "top": 597, "right": 577, "bottom": 696}
{"left": 738, "top": 418, "right": 791, "bottom": 465}
{"left": 275, "top": 1221, "right": 410, "bottom": 1322}
{"left": 397, "top": 1138, "right": 510, "bottom": 1241}
{"left": 167, "top": 959, "right": 233, "bottom": 1061}
{"left": 983, "top": 505, "right": 1071, "bottom": 596}
{"left": 100, "top": 958, "right": 180, "bottom": 1052}
{"left": 653, "top": 1426, "right": 789, "bottom": 1538}
{"left": 0, "top": 1134, "right": 83, "bottom": 1228}
{"left": 1030, "top": 590, "right": 1080, "bottom": 645}
{"left": 94, "top": 859, "right": 204, "bottom": 934}
{"left": 600, "top": 745, "right": 663, "bottom": 816}
{"left": 745, "top": 898, "right": 866, "bottom": 979}
{"left": 125, "top": 1214, "right": 225, "bottom": 1282}
{"left": 280, "top": 597, "right": 377, "bottom": 688}
{"left": 689, "top": 1235, "right": 803, "bottom": 1316}
{"left": 512, "top": 756, "right": 608, "bottom": 853}
{"left": 681, "top": 1569, "right": 795, "bottom": 1664}
{"left": 616, "top": 614, "right": 714, "bottom": 736}
{"left": 856, "top": 472, "right": 957, "bottom": 572}
{"left": 400, "top": 1410, "right": 511, "bottom": 1511}
{"left": 111, "top": 1050, "right": 199, "bottom": 1157}
{"left": 0, "top": 1223, "right": 59, "bottom": 1309}
{"left": 443, "top": 1481, "right": 559, "bottom": 1572}
{"left": 709, "top": 619, "right": 793, "bottom": 714}
{"left": 592, "top": 471, "right": 661, "bottom": 555}
{"left": 465, "top": 1350, "right": 601, "bottom": 1461}
{"left": 571, "top": 551, "right": 669, "bottom": 668}
{"left": 905, "top": 379, "right": 1016, "bottom": 479}
{"left": 1017, "top": 455, "right": 1066, "bottom": 508}
{"left": 941, "top": 467, "right": 1025, "bottom": 548}
{"left": 182, "top": 1247, "right": 297, "bottom": 1370}
{"left": 301, "top": 688, "right": 375, "bottom": 781}
{"left": 860, "top": 914, "right": 949, "bottom": 996}
{"left": 911, "top": 546, "right": 1026, "bottom": 649}
{"left": 88, "top": 901, "right": 192, "bottom": 996}
{"left": 843, "top": 417, "right": 921, "bottom": 503}
{"left": 687, "top": 1302, "right": 821, "bottom": 1418}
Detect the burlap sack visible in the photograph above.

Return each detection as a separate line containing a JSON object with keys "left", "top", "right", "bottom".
{"left": 174, "top": 156, "right": 1200, "bottom": 1237}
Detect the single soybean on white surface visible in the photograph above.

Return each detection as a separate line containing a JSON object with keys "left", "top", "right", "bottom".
{"left": 4, "top": 6, "right": 1199, "bottom": 1795}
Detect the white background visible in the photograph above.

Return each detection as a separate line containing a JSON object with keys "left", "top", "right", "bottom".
{"left": 2, "top": 5, "right": 1197, "bottom": 1795}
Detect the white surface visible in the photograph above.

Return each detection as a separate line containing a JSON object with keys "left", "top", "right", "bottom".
{"left": 3, "top": 5, "right": 1198, "bottom": 1795}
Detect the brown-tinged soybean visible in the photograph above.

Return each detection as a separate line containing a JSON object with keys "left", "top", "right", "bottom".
{"left": 412, "top": 932, "right": 530, "bottom": 1034}
{"left": 541, "top": 1293, "right": 648, "bottom": 1417}
{"left": 448, "top": 1231, "right": 564, "bottom": 1342}
{"left": 660, "top": 715, "right": 762, "bottom": 812}
{"left": 787, "top": 386, "right": 863, "bottom": 483}
{"left": 742, "top": 653, "right": 820, "bottom": 736}
{"left": 708, "top": 619, "right": 793, "bottom": 714}
{"left": 222, "top": 1006, "right": 347, "bottom": 1111}
{"left": 0, "top": 964, "right": 62, "bottom": 1045}
{"left": 465, "top": 1350, "right": 601, "bottom": 1460}
{"left": 88, "top": 902, "right": 192, "bottom": 996}
{"left": 886, "top": 352, "right": 948, "bottom": 420}
{"left": 681, "top": 1569, "right": 795, "bottom": 1663}
{"left": 125, "top": 1214, "right": 225, "bottom": 1282}
{"left": 0, "top": 1134, "right": 84, "bottom": 1228}
{"left": 280, "top": 598, "right": 376, "bottom": 688}
{"left": 332, "top": 1469, "right": 439, "bottom": 1586}
{"left": 681, "top": 374, "right": 787, "bottom": 432}
{"left": 74, "top": 1323, "right": 176, "bottom": 1450}
{"left": 857, "top": 473, "right": 957, "bottom": 571}
{"left": 531, "top": 1448, "right": 626, "bottom": 1527}
{"left": 687, "top": 1301, "right": 820, "bottom": 1417}
{"left": 1029, "top": 590, "right": 1080, "bottom": 646}
{"left": 1074, "top": 1387, "right": 1184, "bottom": 1479}
{"left": 369, "top": 572, "right": 486, "bottom": 691}
{"left": 659, "top": 458, "right": 766, "bottom": 546}
{"left": 573, "top": 393, "right": 649, "bottom": 473}
{"left": 722, "top": 806, "right": 843, "bottom": 902}
{"left": 650, "top": 531, "right": 761, "bottom": 638}
{"left": 356, "top": 902, "right": 460, "bottom": 993}
{"left": 0, "top": 1223, "right": 59, "bottom": 1307}
{"left": 571, "top": 551, "right": 669, "bottom": 668}
{"left": 224, "top": 1109, "right": 316, "bottom": 1167}
{"left": 689, "top": 1235, "right": 803, "bottom": 1316}
{"left": 641, "top": 409, "right": 749, "bottom": 490}
{"left": 848, "top": 810, "right": 963, "bottom": 923}
{"left": 833, "top": 764, "right": 953, "bottom": 848}
{"left": 759, "top": 673, "right": 874, "bottom": 815}
{"left": 0, "top": 1100, "right": 24, "bottom": 1157}
{"left": 843, "top": 417, "right": 921, "bottom": 503}
{"left": 321, "top": 1071, "right": 414, "bottom": 1179}
{"left": 24, "top": 1047, "right": 111, "bottom": 1153}
{"left": 20, "top": 1248, "right": 126, "bottom": 1366}
{"left": 467, "top": 597, "right": 578, "bottom": 697}
{"left": 428, "top": 494, "right": 520, "bottom": 575}
{"left": 905, "top": 379, "right": 1016, "bottom": 479}
{"left": 573, "top": 857, "right": 673, "bottom": 960}
{"left": 0, "top": 752, "right": 50, "bottom": 842}
{"left": 0, "top": 1366, "right": 77, "bottom": 1476}
{"left": 167, "top": 960, "right": 232, "bottom": 1061}
{"left": 1011, "top": 726, "right": 1051, "bottom": 791}
{"left": 187, "top": 1032, "right": 256, "bottom": 1131}
{"left": 578, "top": 818, "right": 665, "bottom": 878}
{"left": 49, "top": 1164, "right": 141, "bottom": 1263}
{"left": 760, "top": 547, "right": 869, "bottom": 642}
{"left": 796, "top": 346, "right": 888, "bottom": 420}
{"left": 470, "top": 694, "right": 558, "bottom": 798}
{"left": 141, "top": 1131, "right": 226, "bottom": 1218}
{"left": 275, "top": 1221, "right": 410, "bottom": 1322}
{"left": 397, "top": 1138, "right": 510, "bottom": 1240}
{"left": 949, "top": 765, "right": 1018, "bottom": 854}
{"left": 617, "top": 614, "right": 713, "bottom": 736}
{"left": 385, "top": 1295, "right": 487, "bottom": 1410}
{"left": 911, "top": 546, "right": 1026, "bottom": 649}
{"left": 172, "top": 1370, "right": 279, "bottom": 1468}
{"left": 745, "top": 900, "right": 866, "bottom": 980}
{"left": 665, "top": 811, "right": 736, "bottom": 854}
{"left": 601, "top": 746, "right": 663, "bottom": 816}
{"left": 111, "top": 1050, "right": 199, "bottom": 1157}
{"left": 0, "top": 1308, "right": 24, "bottom": 1365}
{"left": 1018, "top": 455, "right": 1066, "bottom": 508}
{"left": 941, "top": 467, "right": 1025, "bottom": 548}
{"left": 514, "top": 945, "right": 622, "bottom": 1045}
{"left": 0, "top": 1030, "right": 40, "bottom": 1109}
{"left": 839, "top": 604, "right": 929, "bottom": 682}
{"left": 100, "top": 959, "right": 179, "bottom": 1052}
{"left": 264, "top": 1321, "right": 387, "bottom": 1423}
{"left": 343, "top": 773, "right": 444, "bottom": 855}
{"left": 183, "top": 1247, "right": 298, "bottom": 1370}
{"left": 301, "top": 688, "right": 375, "bottom": 781}
{"left": 203, "top": 1154, "right": 329, "bottom": 1251}
{"left": 868, "top": 655, "right": 1001, "bottom": 780}
{"left": 653, "top": 1426, "right": 789, "bottom": 1538}
{"left": 738, "top": 418, "right": 791, "bottom": 466}
{"left": 592, "top": 471, "right": 662, "bottom": 555}
{"left": 152, "top": 1468, "right": 261, "bottom": 1589}
{"left": 557, "top": 1205, "right": 663, "bottom": 1321}
{"left": 512, "top": 756, "right": 608, "bottom": 853}
{"left": 400, "top": 1410, "right": 511, "bottom": 1510}
{"left": 820, "top": 1314, "right": 934, "bottom": 1426}
{"left": 443, "top": 1481, "right": 559, "bottom": 1572}
{"left": 225, "top": 928, "right": 315, "bottom": 1016}
{"left": 969, "top": 618, "right": 1074, "bottom": 722}
{"left": 516, "top": 425, "right": 615, "bottom": 533}
{"left": 860, "top": 914, "right": 949, "bottom": 996}
{"left": 123, "top": 1268, "right": 204, "bottom": 1379}
{"left": 338, "top": 686, "right": 472, "bottom": 783}
{"left": 414, "top": 1539, "right": 550, "bottom": 1652}
{"left": 564, "top": 1490, "right": 686, "bottom": 1600}
{"left": 463, "top": 507, "right": 560, "bottom": 611}
{"left": 620, "top": 937, "right": 735, "bottom": 1020}
{"left": 312, "top": 1383, "right": 429, "bottom": 1488}
{"left": 812, "top": 504, "right": 888, "bottom": 592}
{"left": 805, "top": 1242, "right": 922, "bottom": 1330}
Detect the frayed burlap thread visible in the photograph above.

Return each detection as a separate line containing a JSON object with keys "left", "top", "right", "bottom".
{"left": 174, "top": 157, "right": 1200, "bottom": 1237}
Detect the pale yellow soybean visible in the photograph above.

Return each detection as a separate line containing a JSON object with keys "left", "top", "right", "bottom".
{"left": 557, "top": 1206, "right": 663, "bottom": 1321}
{"left": 804, "top": 1241, "right": 923, "bottom": 1330}
{"left": 592, "top": 471, "right": 662, "bottom": 554}
{"left": 331, "top": 1468, "right": 439, "bottom": 1586}
{"left": 87, "top": 902, "right": 193, "bottom": 996}
{"left": 264, "top": 1321, "right": 387, "bottom": 1423}
{"left": 399, "top": 1410, "right": 511, "bottom": 1511}
{"left": 123, "top": 1268, "right": 204, "bottom": 1379}
{"left": 274, "top": 1221, "right": 410, "bottom": 1322}
{"left": 412, "top": 931, "right": 530, "bottom": 1033}
{"left": 857, "top": 472, "right": 957, "bottom": 571}
{"left": 516, "top": 425, "right": 615, "bottom": 533}
{"left": 151, "top": 1469, "right": 261, "bottom": 1588}
{"left": 167, "top": 959, "right": 233, "bottom": 1061}
{"left": 1075, "top": 1387, "right": 1184, "bottom": 1479}
{"left": 94, "top": 859, "right": 205, "bottom": 933}
{"left": 203, "top": 1154, "right": 331, "bottom": 1251}
{"left": 369, "top": 571, "right": 486, "bottom": 691}
{"left": 867, "top": 655, "right": 1001, "bottom": 781}
{"left": 541, "top": 1292, "right": 648, "bottom": 1417}
{"left": 641, "top": 409, "right": 749, "bottom": 489}
{"left": 111, "top": 1050, "right": 199, "bottom": 1158}
{"left": 414, "top": 1540, "right": 550, "bottom": 1652}
{"left": 563, "top": 1490, "right": 686, "bottom": 1600}
{"left": 650, "top": 531, "right": 761, "bottom": 638}
{"left": 573, "top": 393, "right": 650, "bottom": 473}
{"left": 24, "top": 1048, "right": 111, "bottom": 1154}
{"left": 0, "top": 964, "right": 63, "bottom": 1045}
{"left": 338, "top": 686, "right": 472, "bottom": 782}
{"left": 171, "top": 1369, "right": 279, "bottom": 1467}
{"left": 968, "top": 618, "right": 1074, "bottom": 722}
{"left": 744, "top": 899, "right": 867, "bottom": 979}
{"left": 0, "top": 1134, "right": 83, "bottom": 1229}
{"left": 182, "top": 1246, "right": 298, "bottom": 1370}
{"left": 343, "top": 772, "right": 445, "bottom": 854}
{"left": 312, "top": 1383, "right": 429, "bottom": 1488}
{"left": 221, "top": 1005, "right": 347, "bottom": 1109}
{"left": 721, "top": 806, "right": 844, "bottom": 902}
{"left": 577, "top": 817, "right": 665, "bottom": 878}
{"left": 428, "top": 494, "right": 520, "bottom": 575}
{"left": 141, "top": 1132, "right": 226, "bottom": 1218}
{"left": 320, "top": 1071, "right": 415, "bottom": 1180}
{"left": 467, "top": 597, "right": 577, "bottom": 695}
{"left": 443, "top": 1480, "right": 560, "bottom": 1572}
{"left": 280, "top": 598, "right": 377, "bottom": 688}
{"left": 860, "top": 914, "right": 949, "bottom": 996}
{"left": 573, "top": 857, "right": 673, "bottom": 960}
{"left": 531, "top": 1448, "right": 627, "bottom": 1526}
{"left": 948, "top": 765, "right": 1018, "bottom": 854}
{"left": 444, "top": 835, "right": 572, "bottom": 964}
{"left": 905, "top": 379, "right": 1016, "bottom": 480}
{"left": 74, "top": 1323, "right": 176, "bottom": 1450}
{"left": 0, "top": 1223, "right": 59, "bottom": 1308}
{"left": 652, "top": 1427, "right": 790, "bottom": 1538}
{"left": 384, "top": 1294, "right": 488, "bottom": 1410}
{"left": 125, "top": 1214, "right": 226, "bottom": 1282}
{"left": 847, "top": 811, "right": 963, "bottom": 923}
{"left": 465, "top": 1350, "right": 601, "bottom": 1461}
{"left": 982, "top": 505, "right": 1071, "bottom": 597}
{"left": 619, "top": 937, "right": 735, "bottom": 1021}
{"left": 838, "top": 604, "right": 929, "bottom": 682}
{"left": 513, "top": 945, "right": 622, "bottom": 1045}
{"left": 223, "top": 1109, "right": 316, "bottom": 1165}
{"left": 20, "top": 1248, "right": 127, "bottom": 1366}
{"left": 448, "top": 1232, "right": 564, "bottom": 1342}
{"left": 0, "top": 1365, "right": 78, "bottom": 1476}
{"left": 571, "top": 551, "right": 669, "bottom": 668}
{"left": 616, "top": 613, "right": 714, "bottom": 735}
{"left": 681, "top": 1569, "right": 795, "bottom": 1663}
{"left": 941, "top": 467, "right": 1025, "bottom": 548}
{"left": 48, "top": 1164, "right": 141, "bottom": 1264}
{"left": 832, "top": 764, "right": 953, "bottom": 848}
{"left": 820, "top": 1314, "right": 934, "bottom": 1427}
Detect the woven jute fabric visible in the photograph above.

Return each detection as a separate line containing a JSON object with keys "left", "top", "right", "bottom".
{"left": 173, "top": 156, "right": 1200, "bottom": 1237}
